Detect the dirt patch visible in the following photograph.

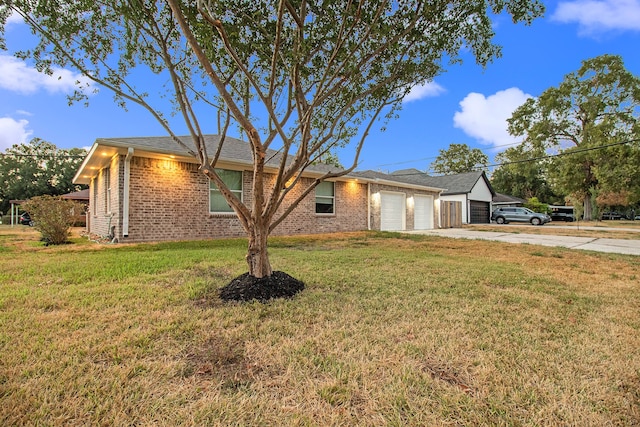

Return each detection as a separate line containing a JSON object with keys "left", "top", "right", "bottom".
{"left": 219, "top": 271, "right": 305, "bottom": 303}
{"left": 421, "top": 358, "right": 475, "bottom": 396}
{"left": 184, "top": 334, "right": 260, "bottom": 390}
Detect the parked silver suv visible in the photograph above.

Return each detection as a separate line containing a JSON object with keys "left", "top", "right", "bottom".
{"left": 491, "top": 207, "right": 551, "bottom": 226}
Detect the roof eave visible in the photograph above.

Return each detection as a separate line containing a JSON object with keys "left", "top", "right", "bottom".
{"left": 360, "top": 176, "right": 445, "bottom": 193}
{"left": 72, "top": 138, "right": 350, "bottom": 184}
{"left": 72, "top": 142, "right": 99, "bottom": 185}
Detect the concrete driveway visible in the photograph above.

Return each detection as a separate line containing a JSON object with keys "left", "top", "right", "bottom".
{"left": 405, "top": 227, "right": 640, "bottom": 256}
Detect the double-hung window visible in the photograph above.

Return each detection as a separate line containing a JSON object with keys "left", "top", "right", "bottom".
{"left": 210, "top": 169, "right": 243, "bottom": 213}
{"left": 315, "top": 181, "right": 335, "bottom": 214}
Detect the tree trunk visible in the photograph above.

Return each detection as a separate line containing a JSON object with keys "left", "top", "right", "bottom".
{"left": 246, "top": 225, "right": 272, "bottom": 278}
{"left": 583, "top": 195, "right": 593, "bottom": 221}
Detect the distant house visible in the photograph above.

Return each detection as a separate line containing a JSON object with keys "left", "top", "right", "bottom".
{"left": 8, "top": 189, "right": 89, "bottom": 227}
{"left": 492, "top": 193, "right": 526, "bottom": 208}
{"left": 61, "top": 188, "right": 90, "bottom": 203}
{"left": 61, "top": 188, "right": 90, "bottom": 227}
{"left": 73, "top": 135, "right": 445, "bottom": 242}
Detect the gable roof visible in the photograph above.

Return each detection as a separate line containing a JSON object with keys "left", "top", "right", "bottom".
{"left": 387, "top": 170, "right": 495, "bottom": 196}
{"left": 431, "top": 171, "right": 494, "bottom": 196}
{"left": 73, "top": 135, "right": 342, "bottom": 184}
{"left": 351, "top": 169, "right": 497, "bottom": 195}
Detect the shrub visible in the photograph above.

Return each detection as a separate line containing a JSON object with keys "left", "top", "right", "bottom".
{"left": 21, "top": 196, "right": 82, "bottom": 245}
{"left": 524, "top": 197, "right": 549, "bottom": 213}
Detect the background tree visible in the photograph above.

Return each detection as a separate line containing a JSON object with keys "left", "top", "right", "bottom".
{"left": 507, "top": 54, "right": 640, "bottom": 220}
{"left": 490, "top": 143, "right": 559, "bottom": 202}
{"left": 429, "top": 143, "right": 488, "bottom": 175}
{"left": 0, "top": 138, "right": 87, "bottom": 214}
{"left": 1, "top": 0, "right": 544, "bottom": 282}
{"left": 593, "top": 138, "right": 640, "bottom": 209}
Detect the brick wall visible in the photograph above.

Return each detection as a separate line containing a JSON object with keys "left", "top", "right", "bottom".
{"left": 368, "top": 182, "right": 440, "bottom": 231}
{"left": 90, "top": 156, "right": 370, "bottom": 242}
{"left": 269, "top": 177, "right": 369, "bottom": 236}
{"left": 89, "top": 155, "right": 122, "bottom": 238}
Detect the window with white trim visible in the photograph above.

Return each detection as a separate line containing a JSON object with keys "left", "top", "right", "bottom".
{"left": 315, "top": 181, "right": 335, "bottom": 214}
{"left": 209, "top": 169, "right": 243, "bottom": 213}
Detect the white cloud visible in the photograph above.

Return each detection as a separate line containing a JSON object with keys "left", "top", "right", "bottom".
{"left": 552, "top": 0, "right": 640, "bottom": 34}
{"left": 403, "top": 81, "right": 446, "bottom": 103}
{"left": 6, "top": 11, "right": 25, "bottom": 25}
{"left": 0, "top": 117, "right": 33, "bottom": 152}
{"left": 0, "top": 54, "right": 92, "bottom": 95}
{"left": 453, "top": 87, "right": 532, "bottom": 150}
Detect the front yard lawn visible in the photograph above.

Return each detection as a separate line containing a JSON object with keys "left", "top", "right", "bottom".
{"left": 1, "top": 228, "right": 638, "bottom": 425}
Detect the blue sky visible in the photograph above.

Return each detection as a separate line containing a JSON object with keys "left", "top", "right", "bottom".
{"left": 1, "top": 0, "right": 639, "bottom": 173}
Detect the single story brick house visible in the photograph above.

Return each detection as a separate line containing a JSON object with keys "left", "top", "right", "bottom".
{"left": 73, "top": 135, "right": 445, "bottom": 242}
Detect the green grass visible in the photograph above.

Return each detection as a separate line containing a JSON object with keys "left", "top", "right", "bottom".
{"left": 1, "top": 228, "right": 639, "bottom": 426}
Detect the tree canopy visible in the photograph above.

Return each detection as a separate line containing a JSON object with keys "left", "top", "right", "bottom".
{"left": 1, "top": 0, "right": 544, "bottom": 278}
{"left": 0, "top": 138, "right": 87, "bottom": 215}
{"left": 507, "top": 54, "right": 640, "bottom": 219}
{"left": 490, "top": 142, "right": 559, "bottom": 203}
{"left": 430, "top": 143, "right": 488, "bottom": 175}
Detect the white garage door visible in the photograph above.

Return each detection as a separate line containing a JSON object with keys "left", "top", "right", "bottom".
{"left": 380, "top": 191, "right": 405, "bottom": 231}
{"left": 414, "top": 195, "right": 434, "bottom": 230}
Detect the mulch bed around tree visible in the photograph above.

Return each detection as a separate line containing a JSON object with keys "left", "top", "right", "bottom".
{"left": 219, "top": 271, "right": 305, "bottom": 303}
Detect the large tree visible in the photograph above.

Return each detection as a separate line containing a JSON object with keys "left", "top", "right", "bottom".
{"left": 490, "top": 142, "right": 559, "bottom": 203}
{"left": 430, "top": 143, "right": 488, "bottom": 175}
{"left": 0, "top": 138, "right": 86, "bottom": 214}
{"left": 507, "top": 54, "right": 640, "bottom": 220}
{"left": 1, "top": 0, "right": 544, "bottom": 279}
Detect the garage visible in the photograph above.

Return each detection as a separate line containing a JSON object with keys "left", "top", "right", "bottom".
{"left": 469, "top": 201, "right": 490, "bottom": 224}
{"left": 380, "top": 191, "right": 406, "bottom": 231}
{"left": 414, "top": 194, "right": 434, "bottom": 230}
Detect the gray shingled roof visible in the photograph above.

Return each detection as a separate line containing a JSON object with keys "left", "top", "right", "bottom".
{"left": 84, "top": 135, "right": 491, "bottom": 195}
{"left": 94, "top": 135, "right": 342, "bottom": 175}
{"left": 493, "top": 193, "right": 525, "bottom": 204}
{"left": 415, "top": 171, "right": 494, "bottom": 196}
{"left": 356, "top": 169, "right": 495, "bottom": 196}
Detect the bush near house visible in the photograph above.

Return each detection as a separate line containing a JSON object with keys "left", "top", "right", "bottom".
{"left": 21, "top": 195, "right": 83, "bottom": 245}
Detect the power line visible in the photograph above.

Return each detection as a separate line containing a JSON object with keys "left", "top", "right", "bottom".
{"left": 370, "top": 140, "right": 523, "bottom": 169}
{"left": 485, "top": 138, "right": 639, "bottom": 169}
{"left": 388, "top": 138, "right": 640, "bottom": 177}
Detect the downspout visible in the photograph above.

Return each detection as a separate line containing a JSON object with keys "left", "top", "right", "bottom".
{"left": 367, "top": 183, "right": 371, "bottom": 230}
{"left": 437, "top": 190, "right": 443, "bottom": 228}
{"left": 122, "top": 147, "right": 134, "bottom": 238}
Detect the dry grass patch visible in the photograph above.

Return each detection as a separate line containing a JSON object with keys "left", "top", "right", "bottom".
{"left": 1, "top": 230, "right": 639, "bottom": 425}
